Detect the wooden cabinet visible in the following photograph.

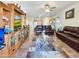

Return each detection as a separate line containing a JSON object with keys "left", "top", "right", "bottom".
{"left": 0, "top": 1, "right": 11, "bottom": 57}
{"left": 7, "top": 3, "right": 27, "bottom": 56}
{"left": 7, "top": 3, "right": 25, "bottom": 30}
{"left": 0, "top": 1, "right": 28, "bottom": 57}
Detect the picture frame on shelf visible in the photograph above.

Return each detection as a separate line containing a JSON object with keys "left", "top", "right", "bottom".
{"left": 11, "top": 34, "right": 16, "bottom": 46}
{"left": 65, "top": 8, "right": 75, "bottom": 19}
{"left": 18, "top": 32, "right": 21, "bottom": 41}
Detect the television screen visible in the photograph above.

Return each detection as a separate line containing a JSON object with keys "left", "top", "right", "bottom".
{"left": 0, "top": 28, "right": 4, "bottom": 44}
{"left": 14, "top": 15, "right": 21, "bottom": 31}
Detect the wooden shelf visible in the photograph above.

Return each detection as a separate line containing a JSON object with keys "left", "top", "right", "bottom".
{"left": 0, "top": 1, "right": 28, "bottom": 57}
{"left": 0, "top": 1, "right": 10, "bottom": 27}
{"left": 0, "top": 1, "right": 11, "bottom": 57}
{"left": 7, "top": 3, "right": 27, "bottom": 56}
{"left": 8, "top": 3, "right": 25, "bottom": 15}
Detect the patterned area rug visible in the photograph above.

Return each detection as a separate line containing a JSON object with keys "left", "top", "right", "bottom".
{"left": 26, "top": 35, "right": 63, "bottom": 58}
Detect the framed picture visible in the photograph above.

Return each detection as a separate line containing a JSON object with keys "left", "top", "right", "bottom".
{"left": 65, "top": 8, "right": 75, "bottom": 19}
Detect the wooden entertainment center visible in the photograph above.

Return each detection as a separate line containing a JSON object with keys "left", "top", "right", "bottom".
{"left": 0, "top": 1, "right": 28, "bottom": 57}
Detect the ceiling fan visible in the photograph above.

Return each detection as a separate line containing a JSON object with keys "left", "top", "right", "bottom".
{"left": 44, "top": 4, "right": 56, "bottom": 12}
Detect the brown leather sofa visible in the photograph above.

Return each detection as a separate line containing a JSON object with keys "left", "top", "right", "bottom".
{"left": 56, "top": 26, "right": 79, "bottom": 52}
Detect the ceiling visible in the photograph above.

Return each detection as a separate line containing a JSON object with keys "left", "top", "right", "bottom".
{"left": 3, "top": 1, "right": 78, "bottom": 18}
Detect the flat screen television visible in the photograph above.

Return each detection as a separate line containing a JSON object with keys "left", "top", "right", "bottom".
{"left": 0, "top": 28, "right": 4, "bottom": 44}
{"left": 14, "top": 15, "right": 21, "bottom": 31}
{"left": 0, "top": 28, "right": 4, "bottom": 50}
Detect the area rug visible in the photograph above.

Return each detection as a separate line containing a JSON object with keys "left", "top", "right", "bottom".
{"left": 26, "top": 35, "right": 63, "bottom": 58}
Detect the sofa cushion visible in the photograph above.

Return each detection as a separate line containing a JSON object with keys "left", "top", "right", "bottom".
{"left": 57, "top": 32, "right": 79, "bottom": 42}
{"left": 64, "top": 31, "right": 79, "bottom": 38}
{"left": 64, "top": 26, "right": 79, "bottom": 34}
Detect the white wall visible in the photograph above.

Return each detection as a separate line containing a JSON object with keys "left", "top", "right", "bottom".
{"left": 43, "top": 17, "right": 50, "bottom": 25}
{"left": 54, "top": 2, "right": 79, "bottom": 28}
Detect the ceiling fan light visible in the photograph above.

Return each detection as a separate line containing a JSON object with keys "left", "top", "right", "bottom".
{"left": 45, "top": 9, "right": 50, "bottom": 12}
